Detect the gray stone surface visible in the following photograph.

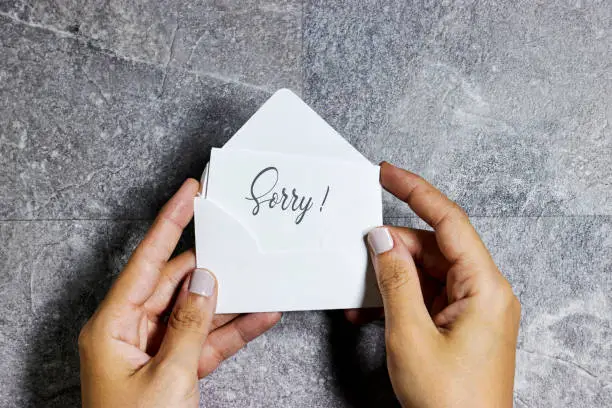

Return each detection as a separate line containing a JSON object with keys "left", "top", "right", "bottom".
{"left": 0, "top": 0, "right": 301, "bottom": 90}
{"left": 0, "top": 1, "right": 610, "bottom": 407}
{"left": 0, "top": 13, "right": 269, "bottom": 220}
{"left": 305, "top": 0, "right": 611, "bottom": 217}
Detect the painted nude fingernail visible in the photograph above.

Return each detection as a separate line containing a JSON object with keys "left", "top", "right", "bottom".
{"left": 188, "top": 269, "right": 216, "bottom": 297}
{"left": 367, "top": 227, "right": 394, "bottom": 255}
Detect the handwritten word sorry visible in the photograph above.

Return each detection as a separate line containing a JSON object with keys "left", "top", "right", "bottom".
{"left": 245, "top": 166, "right": 330, "bottom": 225}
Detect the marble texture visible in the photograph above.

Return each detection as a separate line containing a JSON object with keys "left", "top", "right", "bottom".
{"left": 304, "top": 0, "right": 611, "bottom": 218}
{"left": 0, "top": 0, "right": 302, "bottom": 90}
{"left": 0, "top": 0, "right": 610, "bottom": 407}
{"left": 0, "top": 13, "right": 269, "bottom": 220}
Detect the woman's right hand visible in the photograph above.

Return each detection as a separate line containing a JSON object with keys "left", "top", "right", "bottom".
{"left": 355, "top": 162, "right": 521, "bottom": 408}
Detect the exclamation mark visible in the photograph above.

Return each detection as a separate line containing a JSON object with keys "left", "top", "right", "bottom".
{"left": 320, "top": 186, "right": 330, "bottom": 212}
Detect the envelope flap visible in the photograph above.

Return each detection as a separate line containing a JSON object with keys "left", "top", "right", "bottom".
{"left": 194, "top": 197, "right": 259, "bottom": 254}
{"left": 225, "top": 89, "right": 370, "bottom": 163}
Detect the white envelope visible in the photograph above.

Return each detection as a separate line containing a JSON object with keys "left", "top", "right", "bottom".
{"left": 194, "top": 89, "right": 383, "bottom": 313}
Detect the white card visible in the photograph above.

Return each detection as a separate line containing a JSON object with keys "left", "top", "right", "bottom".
{"left": 206, "top": 148, "right": 381, "bottom": 252}
{"left": 194, "top": 89, "right": 383, "bottom": 313}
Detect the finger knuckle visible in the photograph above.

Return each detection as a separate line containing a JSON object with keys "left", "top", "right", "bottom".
{"left": 449, "top": 202, "right": 469, "bottom": 222}
{"left": 170, "top": 304, "right": 206, "bottom": 332}
{"left": 490, "top": 281, "right": 520, "bottom": 313}
{"left": 433, "top": 201, "right": 468, "bottom": 229}
{"left": 378, "top": 258, "right": 412, "bottom": 296}
{"left": 77, "top": 319, "right": 100, "bottom": 352}
{"left": 210, "top": 344, "right": 230, "bottom": 366}
{"left": 77, "top": 324, "right": 90, "bottom": 351}
{"left": 491, "top": 285, "right": 522, "bottom": 330}
{"left": 448, "top": 269, "right": 473, "bottom": 302}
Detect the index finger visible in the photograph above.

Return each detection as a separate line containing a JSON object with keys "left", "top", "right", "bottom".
{"left": 107, "top": 178, "right": 200, "bottom": 307}
{"left": 380, "top": 162, "right": 489, "bottom": 264}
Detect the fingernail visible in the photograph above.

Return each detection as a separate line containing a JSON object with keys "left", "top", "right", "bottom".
{"left": 189, "top": 269, "right": 216, "bottom": 297}
{"left": 367, "top": 227, "right": 394, "bottom": 255}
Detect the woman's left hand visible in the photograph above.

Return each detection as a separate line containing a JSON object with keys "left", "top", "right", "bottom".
{"left": 79, "top": 179, "right": 282, "bottom": 408}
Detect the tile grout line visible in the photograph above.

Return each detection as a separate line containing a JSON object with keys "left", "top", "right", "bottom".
{"left": 0, "top": 215, "right": 610, "bottom": 223}
{"left": 0, "top": 10, "right": 271, "bottom": 95}
{"left": 384, "top": 214, "right": 611, "bottom": 219}
{"left": 0, "top": 218, "right": 154, "bottom": 222}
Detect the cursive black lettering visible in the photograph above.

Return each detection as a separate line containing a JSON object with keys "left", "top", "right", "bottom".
{"left": 280, "top": 188, "right": 291, "bottom": 210}
{"left": 245, "top": 167, "right": 279, "bottom": 215}
{"left": 295, "top": 196, "right": 314, "bottom": 224}
{"left": 244, "top": 166, "right": 320, "bottom": 224}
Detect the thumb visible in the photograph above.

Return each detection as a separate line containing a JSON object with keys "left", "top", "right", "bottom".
{"left": 367, "top": 227, "right": 434, "bottom": 333}
{"left": 155, "top": 269, "right": 217, "bottom": 373}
